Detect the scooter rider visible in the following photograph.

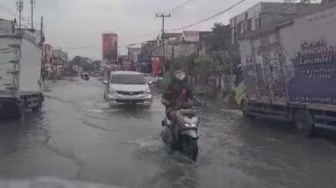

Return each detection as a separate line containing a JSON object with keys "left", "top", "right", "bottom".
{"left": 161, "top": 69, "right": 194, "bottom": 149}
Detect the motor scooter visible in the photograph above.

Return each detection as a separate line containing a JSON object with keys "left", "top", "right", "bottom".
{"left": 161, "top": 107, "right": 200, "bottom": 161}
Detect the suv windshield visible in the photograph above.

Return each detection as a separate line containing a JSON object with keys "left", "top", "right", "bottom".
{"left": 111, "top": 74, "right": 146, "bottom": 85}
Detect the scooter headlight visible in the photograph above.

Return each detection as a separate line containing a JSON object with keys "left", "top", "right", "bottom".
{"left": 184, "top": 123, "right": 197, "bottom": 128}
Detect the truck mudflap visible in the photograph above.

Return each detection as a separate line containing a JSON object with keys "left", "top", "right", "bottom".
{"left": 0, "top": 98, "right": 22, "bottom": 118}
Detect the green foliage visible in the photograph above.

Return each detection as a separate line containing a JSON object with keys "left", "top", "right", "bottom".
{"left": 194, "top": 51, "right": 232, "bottom": 76}
{"left": 166, "top": 22, "right": 239, "bottom": 76}
{"left": 92, "top": 60, "right": 101, "bottom": 69}
{"left": 69, "top": 56, "right": 82, "bottom": 66}
{"left": 69, "top": 56, "right": 100, "bottom": 72}
{"left": 206, "top": 22, "right": 231, "bottom": 52}
{"left": 165, "top": 56, "right": 189, "bottom": 72}
{"left": 83, "top": 63, "right": 95, "bottom": 72}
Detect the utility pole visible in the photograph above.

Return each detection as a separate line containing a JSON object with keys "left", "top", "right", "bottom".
{"left": 30, "top": 0, "right": 36, "bottom": 30}
{"left": 16, "top": 0, "right": 24, "bottom": 29}
{"left": 40, "top": 17, "right": 44, "bottom": 42}
{"left": 155, "top": 13, "right": 171, "bottom": 72}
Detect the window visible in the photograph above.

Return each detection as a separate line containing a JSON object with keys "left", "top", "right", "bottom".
{"left": 242, "top": 23, "right": 246, "bottom": 33}
{"left": 255, "top": 18, "right": 261, "bottom": 28}
{"left": 247, "top": 19, "right": 252, "bottom": 32}
{"left": 237, "top": 23, "right": 241, "bottom": 34}
{"left": 111, "top": 74, "right": 146, "bottom": 85}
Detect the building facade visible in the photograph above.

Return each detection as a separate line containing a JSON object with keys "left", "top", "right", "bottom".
{"left": 230, "top": 2, "right": 320, "bottom": 45}
{"left": 127, "top": 47, "right": 141, "bottom": 63}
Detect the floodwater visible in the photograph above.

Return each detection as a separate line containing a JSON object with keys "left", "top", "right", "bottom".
{"left": 0, "top": 78, "right": 335, "bottom": 188}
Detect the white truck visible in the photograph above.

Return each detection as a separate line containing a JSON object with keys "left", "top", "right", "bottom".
{"left": 0, "top": 19, "right": 44, "bottom": 118}
{"left": 235, "top": 3, "right": 336, "bottom": 136}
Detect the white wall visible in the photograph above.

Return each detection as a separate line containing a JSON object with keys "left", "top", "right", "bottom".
{"left": 19, "top": 38, "right": 42, "bottom": 93}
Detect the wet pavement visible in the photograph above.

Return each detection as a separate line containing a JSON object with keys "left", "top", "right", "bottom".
{"left": 0, "top": 78, "right": 336, "bottom": 188}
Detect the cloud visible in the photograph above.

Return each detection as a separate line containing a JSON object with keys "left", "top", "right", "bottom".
{"left": 0, "top": 0, "right": 282, "bottom": 59}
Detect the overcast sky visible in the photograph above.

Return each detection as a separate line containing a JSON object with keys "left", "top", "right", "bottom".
{"left": 0, "top": 0, "right": 281, "bottom": 59}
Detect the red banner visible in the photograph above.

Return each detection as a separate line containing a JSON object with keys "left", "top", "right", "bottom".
{"left": 151, "top": 56, "right": 163, "bottom": 76}
{"left": 102, "top": 33, "right": 118, "bottom": 61}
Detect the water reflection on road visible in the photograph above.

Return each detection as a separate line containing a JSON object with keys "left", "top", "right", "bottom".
{"left": 0, "top": 78, "right": 335, "bottom": 188}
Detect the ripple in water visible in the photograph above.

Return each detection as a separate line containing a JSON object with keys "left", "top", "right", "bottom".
{"left": 123, "top": 137, "right": 162, "bottom": 151}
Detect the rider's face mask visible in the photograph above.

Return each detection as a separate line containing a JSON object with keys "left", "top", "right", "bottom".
{"left": 175, "top": 71, "right": 186, "bottom": 81}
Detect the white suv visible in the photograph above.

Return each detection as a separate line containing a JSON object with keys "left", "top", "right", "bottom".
{"left": 104, "top": 71, "right": 152, "bottom": 106}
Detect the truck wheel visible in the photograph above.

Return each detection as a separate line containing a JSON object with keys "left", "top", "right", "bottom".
{"left": 32, "top": 95, "right": 43, "bottom": 112}
{"left": 241, "top": 100, "right": 253, "bottom": 119}
{"left": 293, "top": 109, "right": 314, "bottom": 137}
{"left": 40, "top": 93, "right": 44, "bottom": 102}
{"left": 32, "top": 102, "right": 42, "bottom": 112}
{"left": 12, "top": 102, "right": 25, "bottom": 119}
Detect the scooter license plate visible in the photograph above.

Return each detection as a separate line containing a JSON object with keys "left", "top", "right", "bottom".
{"left": 181, "top": 130, "right": 198, "bottom": 139}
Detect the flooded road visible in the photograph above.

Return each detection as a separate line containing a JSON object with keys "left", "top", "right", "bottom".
{"left": 0, "top": 78, "right": 336, "bottom": 188}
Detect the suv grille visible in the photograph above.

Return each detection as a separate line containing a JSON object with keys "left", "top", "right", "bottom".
{"left": 116, "top": 91, "right": 143, "bottom": 95}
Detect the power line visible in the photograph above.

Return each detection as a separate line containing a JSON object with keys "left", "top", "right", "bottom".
{"left": 138, "top": 29, "right": 161, "bottom": 42}
{"left": 57, "top": 40, "right": 150, "bottom": 50}
{"left": 0, "top": 4, "right": 40, "bottom": 26}
{"left": 163, "top": 0, "right": 196, "bottom": 14}
{"left": 169, "top": 0, "right": 247, "bottom": 31}
{"left": 50, "top": 29, "right": 160, "bottom": 51}
{"left": 0, "top": 5, "right": 16, "bottom": 17}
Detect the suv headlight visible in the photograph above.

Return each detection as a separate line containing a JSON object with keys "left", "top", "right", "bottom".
{"left": 144, "top": 88, "right": 151, "bottom": 94}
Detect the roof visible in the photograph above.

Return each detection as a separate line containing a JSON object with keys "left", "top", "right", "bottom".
{"left": 230, "top": 2, "right": 293, "bottom": 21}
{"left": 161, "top": 32, "right": 182, "bottom": 39}
{"left": 199, "top": 31, "right": 213, "bottom": 38}
{"left": 182, "top": 30, "right": 212, "bottom": 42}
{"left": 183, "top": 30, "right": 200, "bottom": 36}
{"left": 112, "top": 71, "right": 141, "bottom": 75}
{"left": 239, "top": 2, "right": 336, "bottom": 40}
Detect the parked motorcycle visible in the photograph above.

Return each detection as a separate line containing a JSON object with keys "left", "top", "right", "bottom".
{"left": 161, "top": 108, "right": 200, "bottom": 161}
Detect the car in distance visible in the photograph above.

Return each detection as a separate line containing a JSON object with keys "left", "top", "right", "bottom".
{"left": 104, "top": 71, "right": 152, "bottom": 106}
{"left": 143, "top": 73, "right": 159, "bottom": 85}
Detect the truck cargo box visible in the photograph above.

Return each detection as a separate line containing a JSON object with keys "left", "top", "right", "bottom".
{"left": 0, "top": 19, "right": 14, "bottom": 35}
{"left": 0, "top": 20, "right": 44, "bottom": 118}
{"left": 238, "top": 4, "right": 336, "bottom": 108}
{"left": 0, "top": 35, "right": 42, "bottom": 97}
{"left": 235, "top": 3, "right": 336, "bottom": 136}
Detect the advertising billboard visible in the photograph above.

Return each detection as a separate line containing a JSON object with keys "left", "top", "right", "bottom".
{"left": 102, "top": 33, "right": 118, "bottom": 62}
{"left": 151, "top": 56, "right": 163, "bottom": 76}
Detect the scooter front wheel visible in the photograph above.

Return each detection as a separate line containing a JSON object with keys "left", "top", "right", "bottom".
{"left": 182, "top": 136, "right": 198, "bottom": 161}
